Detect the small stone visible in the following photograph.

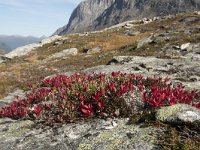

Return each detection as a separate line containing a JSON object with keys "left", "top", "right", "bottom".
{"left": 153, "top": 16, "right": 160, "bottom": 21}
{"left": 180, "top": 43, "right": 190, "bottom": 50}
{"left": 87, "top": 47, "right": 101, "bottom": 54}
{"left": 172, "top": 45, "right": 180, "bottom": 50}
{"left": 124, "top": 31, "right": 140, "bottom": 36}
{"left": 134, "top": 67, "right": 140, "bottom": 71}
{"left": 47, "top": 48, "right": 78, "bottom": 60}
{"left": 179, "top": 16, "right": 200, "bottom": 24}
{"left": 137, "top": 37, "right": 154, "bottom": 49}
{"left": 68, "top": 132, "right": 80, "bottom": 139}
{"left": 124, "top": 23, "right": 134, "bottom": 28}
{"left": 189, "top": 77, "right": 198, "bottom": 82}
{"left": 103, "top": 120, "right": 118, "bottom": 130}
{"left": 139, "top": 63, "right": 146, "bottom": 68}
{"left": 62, "top": 48, "right": 78, "bottom": 55}
{"left": 54, "top": 41, "right": 63, "bottom": 45}
{"left": 194, "top": 11, "right": 200, "bottom": 15}
{"left": 40, "top": 35, "right": 62, "bottom": 45}
{"left": 0, "top": 55, "right": 11, "bottom": 62}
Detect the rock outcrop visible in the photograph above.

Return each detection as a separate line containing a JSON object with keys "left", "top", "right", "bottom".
{"left": 46, "top": 48, "right": 78, "bottom": 61}
{"left": 157, "top": 104, "right": 200, "bottom": 125}
{"left": 54, "top": 0, "right": 200, "bottom": 35}
{"left": 54, "top": 0, "right": 115, "bottom": 35}
{"left": 0, "top": 54, "right": 11, "bottom": 63}
{"left": 4, "top": 36, "right": 62, "bottom": 59}
{"left": 0, "top": 35, "right": 45, "bottom": 53}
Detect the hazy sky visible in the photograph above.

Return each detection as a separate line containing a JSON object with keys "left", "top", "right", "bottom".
{"left": 0, "top": 0, "right": 83, "bottom": 37}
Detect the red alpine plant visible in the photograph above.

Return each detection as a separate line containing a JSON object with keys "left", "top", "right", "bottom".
{"left": 0, "top": 72, "right": 199, "bottom": 124}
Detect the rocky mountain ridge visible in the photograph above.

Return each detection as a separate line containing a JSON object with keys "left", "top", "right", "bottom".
{"left": 54, "top": 0, "right": 200, "bottom": 35}
{"left": 54, "top": 0, "right": 115, "bottom": 35}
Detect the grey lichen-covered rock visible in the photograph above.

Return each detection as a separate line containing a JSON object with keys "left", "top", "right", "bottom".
{"left": 0, "top": 89, "right": 25, "bottom": 109}
{"left": 137, "top": 37, "right": 154, "bottom": 49}
{"left": 47, "top": 48, "right": 78, "bottom": 60}
{"left": 0, "top": 120, "right": 34, "bottom": 150}
{"left": 159, "top": 45, "right": 183, "bottom": 58}
{"left": 124, "top": 30, "right": 140, "bottom": 36}
{"left": 0, "top": 55, "right": 11, "bottom": 63}
{"left": 123, "top": 92, "right": 145, "bottom": 113}
{"left": 156, "top": 104, "right": 200, "bottom": 125}
{"left": 76, "top": 122, "right": 158, "bottom": 150}
{"left": 180, "top": 43, "right": 191, "bottom": 50}
{"left": 87, "top": 47, "right": 101, "bottom": 54}
{"left": 83, "top": 55, "right": 200, "bottom": 84}
{"left": 179, "top": 16, "right": 200, "bottom": 24}
{"left": 0, "top": 118, "right": 160, "bottom": 150}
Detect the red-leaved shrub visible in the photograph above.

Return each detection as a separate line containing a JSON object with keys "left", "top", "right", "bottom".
{"left": 0, "top": 72, "right": 199, "bottom": 124}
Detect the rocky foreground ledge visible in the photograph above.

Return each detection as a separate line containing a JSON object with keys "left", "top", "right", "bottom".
{"left": 0, "top": 103, "right": 199, "bottom": 150}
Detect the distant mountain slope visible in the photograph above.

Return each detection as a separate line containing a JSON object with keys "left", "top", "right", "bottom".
{"left": 0, "top": 42, "right": 11, "bottom": 53}
{"left": 0, "top": 35, "right": 45, "bottom": 53}
{"left": 0, "top": 49, "right": 6, "bottom": 55}
{"left": 54, "top": 0, "right": 200, "bottom": 35}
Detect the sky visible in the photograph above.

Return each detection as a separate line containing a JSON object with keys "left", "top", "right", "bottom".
{"left": 0, "top": 0, "right": 83, "bottom": 37}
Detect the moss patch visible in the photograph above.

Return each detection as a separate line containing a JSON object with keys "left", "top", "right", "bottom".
{"left": 156, "top": 104, "right": 198, "bottom": 122}
{"left": 0, "top": 120, "right": 34, "bottom": 139}
{"left": 77, "top": 120, "right": 158, "bottom": 150}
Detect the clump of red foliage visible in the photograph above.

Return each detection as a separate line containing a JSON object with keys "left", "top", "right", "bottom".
{"left": 0, "top": 72, "right": 200, "bottom": 124}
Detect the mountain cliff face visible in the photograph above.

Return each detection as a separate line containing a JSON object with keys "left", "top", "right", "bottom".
{"left": 93, "top": 0, "right": 200, "bottom": 30}
{"left": 54, "top": 0, "right": 115, "bottom": 35}
{"left": 54, "top": 0, "right": 200, "bottom": 35}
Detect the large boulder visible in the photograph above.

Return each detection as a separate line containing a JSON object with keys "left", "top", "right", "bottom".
{"left": 46, "top": 48, "right": 78, "bottom": 60}
{"left": 156, "top": 104, "right": 200, "bottom": 125}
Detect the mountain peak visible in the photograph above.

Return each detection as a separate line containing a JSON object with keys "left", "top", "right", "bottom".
{"left": 54, "top": 0, "right": 200, "bottom": 35}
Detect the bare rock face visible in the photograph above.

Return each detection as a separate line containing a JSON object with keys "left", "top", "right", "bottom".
{"left": 0, "top": 118, "right": 160, "bottom": 150}
{"left": 53, "top": 0, "right": 115, "bottom": 35}
{"left": 54, "top": 0, "right": 200, "bottom": 35}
